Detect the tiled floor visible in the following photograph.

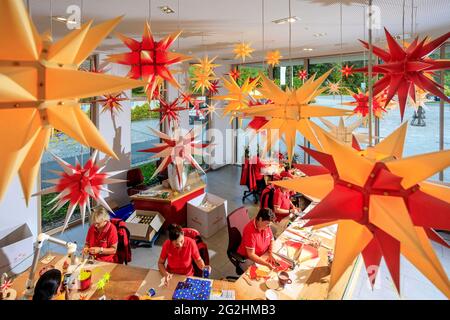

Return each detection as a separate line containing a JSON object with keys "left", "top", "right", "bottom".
{"left": 42, "top": 165, "right": 450, "bottom": 300}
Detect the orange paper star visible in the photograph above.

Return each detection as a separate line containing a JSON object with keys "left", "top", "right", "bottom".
{"left": 233, "top": 42, "right": 254, "bottom": 62}
{"left": 266, "top": 50, "right": 282, "bottom": 67}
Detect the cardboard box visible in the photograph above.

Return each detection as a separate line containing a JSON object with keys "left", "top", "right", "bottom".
{"left": 187, "top": 193, "right": 228, "bottom": 238}
{"left": 125, "top": 210, "right": 165, "bottom": 242}
{"left": 0, "top": 223, "right": 34, "bottom": 275}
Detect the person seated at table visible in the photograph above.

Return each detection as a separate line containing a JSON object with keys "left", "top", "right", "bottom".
{"left": 252, "top": 153, "right": 267, "bottom": 192}
{"left": 158, "top": 224, "right": 211, "bottom": 286}
{"left": 33, "top": 268, "right": 70, "bottom": 300}
{"left": 83, "top": 207, "right": 118, "bottom": 263}
{"left": 273, "top": 185, "right": 301, "bottom": 222}
{"left": 237, "top": 208, "right": 278, "bottom": 270}
{"left": 279, "top": 164, "right": 294, "bottom": 179}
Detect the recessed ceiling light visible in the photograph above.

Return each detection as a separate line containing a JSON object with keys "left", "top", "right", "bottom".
{"left": 272, "top": 16, "right": 300, "bottom": 24}
{"left": 303, "top": 48, "right": 314, "bottom": 51}
{"left": 159, "top": 6, "right": 175, "bottom": 14}
{"left": 313, "top": 32, "right": 327, "bottom": 37}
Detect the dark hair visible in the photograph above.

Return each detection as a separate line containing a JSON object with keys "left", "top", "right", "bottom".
{"left": 32, "top": 269, "right": 62, "bottom": 300}
{"left": 168, "top": 224, "right": 183, "bottom": 241}
{"left": 256, "top": 208, "right": 276, "bottom": 222}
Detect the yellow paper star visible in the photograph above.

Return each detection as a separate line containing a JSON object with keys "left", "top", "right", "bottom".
{"left": 190, "top": 56, "right": 220, "bottom": 95}
{"left": 265, "top": 50, "right": 282, "bottom": 67}
{"left": 0, "top": 0, "right": 145, "bottom": 202}
{"left": 318, "top": 117, "right": 363, "bottom": 145}
{"left": 233, "top": 42, "right": 254, "bottom": 62}
{"left": 327, "top": 80, "right": 343, "bottom": 96}
{"left": 273, "top": 128, "right": 450, "bottom": 298}
{"left": 239, "top": 70, "right": 353, "bottom": 163}
{"left": 213, "top": 75, "right": 259, "bottom": 124}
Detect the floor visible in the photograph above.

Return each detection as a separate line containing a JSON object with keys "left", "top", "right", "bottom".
{"left": 42, "top": 165, "right": 450, "bottom": 300}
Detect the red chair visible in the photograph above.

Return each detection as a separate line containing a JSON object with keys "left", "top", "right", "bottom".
{"left": 126, "top": 168, "right": 148, "bottom": 196}
{"left": 240, "top": 159, "right": 258, "bottom": 204}
{"left": 226, "top": 207, "right": 250, "bottom": 276}
{"left": 182, "top": 228, "right": 210, "bottom": 278}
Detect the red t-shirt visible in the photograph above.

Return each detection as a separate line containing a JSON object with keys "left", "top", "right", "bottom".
{"left": 273, "top": 188, "right": 292, "bottom": 221}
{"left": 160, "top": 237, "right": 200, "bottom": 276}
{"left": 85, "top": 221, "right": 118, "bottom": 263}
{"left": 237, "top": 219, "right": 273, "bottom": 258}
{"left": 254, "top": 156, "right": 265, "bottom": 181}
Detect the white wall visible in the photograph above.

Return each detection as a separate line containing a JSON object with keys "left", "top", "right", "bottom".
{"left": 97, "top": 55, "right": 132, "bottom": 207}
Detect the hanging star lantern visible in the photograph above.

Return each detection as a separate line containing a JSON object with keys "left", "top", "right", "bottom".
{"left": 233, "top": 42, "right": 254, "bottom": 62}
{"left": 33, "top": 151, "right": 125, "bottom": 231}
{"left": 92, "top": 92, "right": 128, "bottom": 116}
{"left": 180, "top": 92, "right": 193, "bottom": 107}
{"left": 239, "top": 70, "right": 353, "bottom": 163}
{"left": 191, "top": 56, "right": 220, "bottom": 95}
{"left": 353, "top": 28, "right": 450, "bottom": 120}
{"left": 107, "top": 22, "right": 191, "bottom": 100}
{"left": 327, "top": 80, "right": 343, "bottom": 96}
{"left": 273, "top": 128, "right": 450, "bottom": 298}
{"left": 0, "top": 0, "right": 144, "bottom": 203}
{"left": 203, "top": 102, "right": 220, "bottom": 117}
{"left": 208, "top": 80, "right": 221, "bottom": 96}
{"left": 228, "top": 68, "right": 241, "bottom": 81}
{"left": 213, "top": 75, "right": 260, "bottom": 124}
{"left": 340, "top": 65, "right": 353, "bottom": 78}
{"left": 138, "top": 127, "right": 211, "bottom": 185}
{"left": 266, "top": 50, "right": 282, "bottom": 67}
{"left": 409, "top": 88, "right": 432, "bottom": 111}
{"left": 297, "top": 70, "right": 308, "bottom": 81}
{"left": 318, "top": 117, "right": 364, "bottom": 145}
{"left": 344, "top": 89, "right": 387, "bottom": 118}
{"left": 153, "top": 98, "right": 188, "bottom": 127}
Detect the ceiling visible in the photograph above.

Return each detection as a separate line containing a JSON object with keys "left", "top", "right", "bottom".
{"left": 28, "top": 0, "right": 450, "bottom": 64}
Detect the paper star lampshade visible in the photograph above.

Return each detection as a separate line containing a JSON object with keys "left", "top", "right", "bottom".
{"left": 233, "top": 42, "right": 254, "bottom": 62}
{"left": 33, "top": 151, "right": 125, "bottom": 231}
{"left": 208, "top": 80, "right": 221, "bottom": 96}
{"left": 0, "top": 0, "right": 144, "bottom": 202}
{"left": 191, "top": 56, "right": 220, "bottom": 95}
{"left": 297, "top": 70, "right": 308, "bottom": 81}
{"left": 229, "top": 68, "right": 241, "bottom": 81}
{"left": 107, "top": 22, "right": 191, "bottom": 99}
{"left": 340, "top": 65, "right": 353, "bottom": 78}
{"left": 344, "top": 89, "right": 387, "bottom": 118}
{"left": 213, "top": 75, "right": 260, "bottom": 123}
{"left": 138, "top": 128, "right": 211, "bottom": 184}
{"left": 266, "top": 50, "right": 282, "bottom": 67}
{"left": 153, "top": 98, "right": 188, "bottom": 127}
{"left": 273, "top": 131, "right": 450, "bottom": 297}
{"left": 353, "top": 28, "right": 450, "bottom": 120}
{"left": 318, "top": 117, "right": 364, "bottom": 145}
{"left": 327, "top": 81, "right": 343, "bottom": 96}
{"left": 239, "top": 70, "right": 353, "bottom": 163}
{"left": 92, "top": 92, "right": 128, "bottom": 116}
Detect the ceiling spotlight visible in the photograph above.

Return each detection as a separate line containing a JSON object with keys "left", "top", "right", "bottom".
{"left": 159, "top": 6, "right": 175, "bottom": 14}
{"left": 272, "top": 16, "right": 300, "bottom": 24}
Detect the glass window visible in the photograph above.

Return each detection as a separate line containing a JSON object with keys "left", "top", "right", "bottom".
{"left": 189, "top": 95, "right": 211, "bottom": 171}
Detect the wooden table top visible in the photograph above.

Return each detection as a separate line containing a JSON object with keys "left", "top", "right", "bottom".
{"left": 130, "top": 180, "right": 206, "bottom": 204}
{"left": 234, "top": 203, "right": 359, "bottom": 300}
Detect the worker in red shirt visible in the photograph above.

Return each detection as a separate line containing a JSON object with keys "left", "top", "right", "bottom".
{"left": 158, "top": 224, "right": 210, "bottom": 286}
{"left": 237, "top": 208, "right": 278, "bottom": 271}
{"left": 84, "top": 207, "right": 118, "bottom": 263}
{"left": 273, "top": 185, "right": 301, "bottom": 222}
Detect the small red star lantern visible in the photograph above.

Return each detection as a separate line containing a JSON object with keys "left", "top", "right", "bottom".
{"left": 180, "top": 92, "right": 193, "bottom": 107}
{"left": 92, "top": 93, "right": 128, "bottom": 116}
{"left": 297, "top": 70, "right": 308, "bottom": 81}
{"left": 107, "top": 22, "right": 191, "bottom": 99}
{"left": 344, "top": 90, "right": 387, "bottom": 118}
{"left": 340, "top": 65, "right": 353, "bottom": 78}
{"left": 208, "top": 80, "right": 221, "bottom": 96}
{"left": 153, "top": 98, "right": 188, "bottom": 127}
{"left": 229, "top": 68, "right": 240, "bottom": 81}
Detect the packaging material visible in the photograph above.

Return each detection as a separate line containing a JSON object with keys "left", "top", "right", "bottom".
{"left": 125, "top": 210, "right": 165, "bottom": 242}
{"left": 187, "top": 193, "right": 228, "bottom": 238}
{"left": 0, "top": 224, "right": 34, "bottom": 275}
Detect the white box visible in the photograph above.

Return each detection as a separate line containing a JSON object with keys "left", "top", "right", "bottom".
{"left": 125, "top": 210, "right": 165, "bottom": 242}
{"left": 187, "top": 193, "right": 228, "bottom": 238}
{"left": 0, "top": 223, "right": 34, "bottom": 275}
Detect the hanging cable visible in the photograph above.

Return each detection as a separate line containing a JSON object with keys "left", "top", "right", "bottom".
{"left": 262, "top": 0, "right": 265, "bottom": 70}
{"left": 411, "top": 0, "right": 414, "bottom": 37}
{"left": 402, "top": 0, "right": 406, "bottom": 47}
{"left": 340, "top": 2, "right": 343, "bottom": 106}
{"left": 367, "top": 0, "right": 373, "bottom": 147}
{"left": 148, "top": 0, "right": 152, "bottom": 22}
{"left": 50, "top": 0, "right": 53, "bottom": 37}
{"left": 288, "top": 0, "right": 293, "bottom": 89}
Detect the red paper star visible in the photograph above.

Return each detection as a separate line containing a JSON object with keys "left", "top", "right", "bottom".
{"left": 354, "top": 28, "right": 450, "bottom": 120}
{"left": 180, "top": 92, "right": 193, "bottom": 107}
{"left": 229, "top": 68, "right": 240, "bottom": 81}
{"left": 297, "top": 70, "right": 308, "bottom": 81}
{"left": 153, "top": 98, "right": 188, "bottom": 127}
{"left": 340, "top": 65, "right": 353, "bottom": 78}
{"left": 344, "top": 90, "right": 387, "bottom": 118}
{"left": 246, "top": 99, "right": 273, "bottom": 130}
{"left": 92, "top": 93, "right": 127, "bottom": 115}
{"left": 107, "top": 22, "right": 191, "bottom": 99}
{"left": 208, "top": 80, "right": 221, "bottom": 96}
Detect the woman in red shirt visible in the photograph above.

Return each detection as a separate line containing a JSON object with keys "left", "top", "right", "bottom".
{"left": 158, "top": 224, "right": 210, "bottom": 286}
{"left": 273, "top": 186, "right": 301, "bottom": 222}
{"left": 83, "top": 207, "right": 118, "bottom": 263}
